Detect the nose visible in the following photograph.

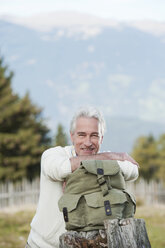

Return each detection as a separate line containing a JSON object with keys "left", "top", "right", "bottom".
{"left": 84, "top": 136, "right": 92, "bottom": 146}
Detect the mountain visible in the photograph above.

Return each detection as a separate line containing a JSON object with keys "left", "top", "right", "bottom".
{"left": 103, "top": 117, "right": 165, "bottom": 152}
{"left": 0, "top": 15, "right": 165, "bottom": 152}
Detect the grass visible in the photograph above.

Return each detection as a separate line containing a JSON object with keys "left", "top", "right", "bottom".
{"left": 135, "top": 205, "right": 165, "bottom": 248}
{"left": 0, "top": 207, "right": 34, "bottom": 248}
{"left": 0, "top": 205, "right": 165, "bottom": 248}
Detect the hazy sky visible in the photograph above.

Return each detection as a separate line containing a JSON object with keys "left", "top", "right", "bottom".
{"left": 0, "top": 0, "right": 165, "bottom": 129}
{"left": 0, "top": 0, "right": 165, "bottom": 21}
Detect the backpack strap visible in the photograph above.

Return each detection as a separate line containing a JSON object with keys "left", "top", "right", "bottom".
{"left": 96, "top": 161, "right": 109, "bottom": 196}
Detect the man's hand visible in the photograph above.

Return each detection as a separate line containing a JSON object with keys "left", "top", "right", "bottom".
{"left": 70, "top": 152, "right": 139, "bottom": 172}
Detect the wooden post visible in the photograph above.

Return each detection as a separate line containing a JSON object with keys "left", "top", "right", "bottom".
{"left": 59, "top": 218, "right": 151, "bottom": 248}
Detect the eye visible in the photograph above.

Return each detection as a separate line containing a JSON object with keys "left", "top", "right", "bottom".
{"left": 78, "top": 133, "right": 85, "bottom": 137}
{"left": 91, "top": 133, "right": 99, "bottom": 138}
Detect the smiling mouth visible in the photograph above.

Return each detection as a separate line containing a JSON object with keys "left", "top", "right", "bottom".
{"left": 81, "top": 148, "right": 95, "bottom": 152}
{"left": 81, "top": 147, "right": 94, "bottom": 150}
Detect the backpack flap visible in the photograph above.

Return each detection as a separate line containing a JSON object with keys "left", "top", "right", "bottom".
{"left": 84, "top": 189, "right": 127, "bottom": 207}
{"left": 58, "top": 193, "right": 81, "bottom": 212}
{"left": 81, "top": 160, "right": 120, "bottom": 176}
{"left": 81, "top": 160, "right": 125, "bottom": 191}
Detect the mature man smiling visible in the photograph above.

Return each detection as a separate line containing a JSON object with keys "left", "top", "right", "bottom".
{"left": 70, "top": 116, "right": 102, "bottom": 156}
{"left": 26, "top": 106, "right": 138, "bottom": 248}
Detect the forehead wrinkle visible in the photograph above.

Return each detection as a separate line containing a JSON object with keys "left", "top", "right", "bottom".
{"left": 74, "top": 117, "right": 101, "bottom": 135}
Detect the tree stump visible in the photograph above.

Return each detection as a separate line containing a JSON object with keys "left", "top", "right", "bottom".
{"left": 59, "top": 230, "right": 107, "bottom": 248}
{"left": 104, "top": 218, "right": 151, "bottom": 248}
{"left": 59, "top": 218, "right": 151, "bottom": 248}
{"left": 59, "top": 230, "right": 108, "bottom": 248}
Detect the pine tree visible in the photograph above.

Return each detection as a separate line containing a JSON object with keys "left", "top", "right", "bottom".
{"left": 0, "top": 58, "right": 51, "bottom": 181}
{"left": 54, "top": 124, "right": 68, "bottom": 147}
{"left": 131, "top": 135, "right": 160, "bottom": 181}
{"left": 156, "top": 134, "right": 165, "bottom": 181}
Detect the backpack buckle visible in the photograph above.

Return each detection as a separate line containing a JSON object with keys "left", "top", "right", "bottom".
{"left": 97, "top": 177, "right": 106, "bottom": 186}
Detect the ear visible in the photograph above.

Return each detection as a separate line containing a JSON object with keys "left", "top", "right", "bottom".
{"left": 70, "top": 132, "right": 74, "bottom": 144}
{"left": 100, "top": 136, "right": 103, "bottom": 144}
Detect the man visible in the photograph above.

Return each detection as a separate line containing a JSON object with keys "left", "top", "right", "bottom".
{"left": 26, "top": 106, "right": 138, "bottom": 248}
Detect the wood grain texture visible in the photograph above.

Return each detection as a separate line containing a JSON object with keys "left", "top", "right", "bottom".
{"left": 59, "top": 218, "right": 151, "bottom": 248}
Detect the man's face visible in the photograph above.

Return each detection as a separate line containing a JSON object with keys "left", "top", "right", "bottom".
{"left": 70, "top": 117, "right": 103, "bottom": 156}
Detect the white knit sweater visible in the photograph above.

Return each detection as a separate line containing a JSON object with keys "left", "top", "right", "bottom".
{"left": 28, "top": 146, "right": 138, "bottom": 248}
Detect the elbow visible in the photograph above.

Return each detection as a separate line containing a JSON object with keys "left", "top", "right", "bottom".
{"left": 127, "top": 165, "right": 139, "bottom": 182}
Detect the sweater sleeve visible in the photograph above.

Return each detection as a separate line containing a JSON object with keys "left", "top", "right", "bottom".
{"left": 117, "top": 160, "right": 139, "bottom": 182}
{"left": 41, "top": 146, "right": 72, "bottom": 181}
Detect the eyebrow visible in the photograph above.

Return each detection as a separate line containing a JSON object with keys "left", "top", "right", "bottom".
{"left": 77, "top": 132, "right": 86, "bottom": 135}
{"left": 77, "top": 132, "right": 99, "bottom": 135}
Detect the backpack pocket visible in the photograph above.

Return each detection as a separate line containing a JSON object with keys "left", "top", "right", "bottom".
{"left": 58, "top": 189, "right": 129, "bottom": 231}
{"left": 58, "top": 188, "right": 136, "bottom": 231}
{"left": 58, "top": 193, "right": 86, "bottom": 230}
{"left": 84, "top": 189, "right": 128, "bottom": 229}
{"left": 122, "top": 190, "right": 136, "bottom": 217}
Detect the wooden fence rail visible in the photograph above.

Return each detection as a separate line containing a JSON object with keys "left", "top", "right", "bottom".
{"left": 0, "top": 178, "right": 40, "bottom": 208}
{"left": 0, "top": 178, "right": 165, "bottom": 209}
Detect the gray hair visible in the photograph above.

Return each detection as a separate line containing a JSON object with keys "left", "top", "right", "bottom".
{"left": 70, "top": 106, "right": 106, "bottom": 136}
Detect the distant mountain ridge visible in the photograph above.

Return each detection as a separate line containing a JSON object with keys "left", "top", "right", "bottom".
{"left": 0, "top": 17, "right": 165, "bottom": 152}
{"left": 103, "top": 117, "right": 165, "bottom": 152}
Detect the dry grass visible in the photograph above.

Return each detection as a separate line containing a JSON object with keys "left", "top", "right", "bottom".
{"left": 0, "top": 204, "right": 164, "bottom": 248}
{"left": 135, "top": 205, "right": 165, "bottom": 248}
{"left": 0, "top": 206, "right": 35, "bottom": 248}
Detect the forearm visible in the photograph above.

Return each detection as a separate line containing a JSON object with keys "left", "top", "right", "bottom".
{"left": 70, "top": 153, "right": 109, "bottom": 172}
{"left": 70, "top": 152, "right": 139, "bottom": 172}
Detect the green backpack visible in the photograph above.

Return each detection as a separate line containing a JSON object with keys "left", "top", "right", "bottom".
{"left": 58, "top": 160, "right": 136, "bottom": 232}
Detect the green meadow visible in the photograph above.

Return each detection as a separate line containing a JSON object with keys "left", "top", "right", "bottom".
{"left": 0, "top": 205, "right": 164, "bottom": 248}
